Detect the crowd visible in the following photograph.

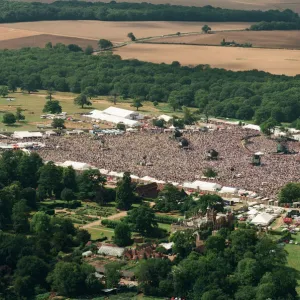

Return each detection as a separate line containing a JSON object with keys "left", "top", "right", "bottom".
{"left": 31, "top": 127, "right": 300, "bottom": 198}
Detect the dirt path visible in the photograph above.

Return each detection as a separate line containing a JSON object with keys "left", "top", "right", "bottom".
{"left": 272, "top": 215, "right": 284, "bottom": 230}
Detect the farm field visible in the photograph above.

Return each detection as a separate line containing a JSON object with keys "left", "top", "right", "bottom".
{"left": 0, "top": 34, "right": 98, "bottom": 50}
{"left": 115, "top": 43, "right": 300, "bottom": 75}
{"left": 0, "top": 21, "right": 253, "bottom": 43}
{"left": 149, "top": 30, "right": 300, "bottom": 50}
{"left": 0, "top": 26, "right": 39, "bottom": 41}
{"left": 13, "top": 0, "right": 300, "bottom": 13}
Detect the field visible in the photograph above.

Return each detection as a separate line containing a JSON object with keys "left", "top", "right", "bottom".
{"left": 0, "top": 21, "right": 253, "bottom": 44}
{"left": 116, "top": 43, "right": 300, "bottom": 75}
{"left": 0, "top": 34, "right": 99, "bottom": 50}
{"left": 0, "top": 26, "right": 39, "bottom": 41}
{"left": 149, "top": 30, "right": 300, "bottom": 50}
{"left": 13, "top": 0, "right": 300, "bottom": 13}
{"left": 0, "top": 91, "right": 181, "bottom": 131}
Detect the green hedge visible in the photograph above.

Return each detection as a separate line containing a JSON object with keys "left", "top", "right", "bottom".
{"left": 40, "top": 200, "right": 81, "bottom": 209}
{"left": 154, "top": 215, "right": 178, "bottom": 224}
{"left": 101, "top": 219, "right": 121, "bottom": 228}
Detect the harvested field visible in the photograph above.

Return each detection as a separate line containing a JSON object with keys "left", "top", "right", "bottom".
{"left": 0, "top": 26, "right": 39, "bottom": 41}
{"left": 13, "top": 0, "right": 300, "bottom": 13}
{"left": 115, "top": 44, "right": 300, "bottom": 75}
{"left": 149, "top": 30, "right": 300, "bottom": 50}
{"left": 0, "top": 21, "right": 253, "bottom": 43}
{"left": 0, "top": 34, "right": 98, "bottom": 50}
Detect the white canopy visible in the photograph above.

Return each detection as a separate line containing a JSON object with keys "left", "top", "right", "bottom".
{"left": 103, "top": 107, "right": 144, "bottom": 120}
{"left": 220, "top": 186, "right": 238, "bottom": 194}
{"left": 251, "top": 212, "right": 275, "bottom": 226}
{"left": 193, "top": 180, "right": 222, "bottom": 192}
{"left": 98, "top": 245, "right": 125, "bottom": 257}
{"left": 247, "top": 209, "right": 258, "bottom": 215}
{"left": 61, "top": 161, "right": 92, "bottom": 170}
{"left": 12, "top": 131, "right": 43, "bottom": 139}
{"left": 158, "top": 114, "right": 173, "bottom": 122}
{"left": 243, "top": 124, "right": 261, "bottom": 131}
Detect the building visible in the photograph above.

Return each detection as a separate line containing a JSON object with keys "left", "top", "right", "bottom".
{"left": 83, "top": 107, "right": 144, "bottom": 127}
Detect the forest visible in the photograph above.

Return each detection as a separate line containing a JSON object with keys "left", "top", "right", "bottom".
{"left": 250, "top": 21, "right": 300, "bottom": 30}
{"left": 0, "top": 150, "right": 298, "bottom": 300}
{"left": 0, "top": 1, "right": 298, "bottom": 23}
{"left": 1, "top": 45, "right": 300, "bottom": 124}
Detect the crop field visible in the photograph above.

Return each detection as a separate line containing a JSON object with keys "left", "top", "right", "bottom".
{"left": 0, "top": 21, "right": 253, "bottom": 44}
{"left": 13, "top": 0, "right": 300, "bottom": 13}
{"left": 116, "top": 43, "right": 300, "bottom": 75}
{"left": 0, "top": 34, "right": 99, "bottom": 50}
{"left": 149, "top": 30, "right": 300, "bottom": 50}
{"left": 0, "top": 26, "right": 39, "bottom": 41}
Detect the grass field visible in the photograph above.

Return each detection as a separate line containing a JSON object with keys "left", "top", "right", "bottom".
{"left": 0, "top": 91, "right": 182, "bottom": 131}
{"left": 87, "top": 227, "right": 114, "bottom": 240}
{"left": 285, "top": 244, "right": 300, "bottom": 294}
{"left": 150, "top": 30, "right": 300, "bottom": 50}
{"left": 116, "top": 43, "right": 300, "bottom": 75}
{"left": 0, "top": 21, "right": 253, "bottom": 44}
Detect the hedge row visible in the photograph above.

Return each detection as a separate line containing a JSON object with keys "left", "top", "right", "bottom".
{"left": 154, "top": 215, "right": 178, "bottom": 224}
{"left": 101, "top": 219, "right": 121, "bottom": 228}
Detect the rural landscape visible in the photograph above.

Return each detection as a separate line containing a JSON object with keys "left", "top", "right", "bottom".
{"left": 0, "top": 0, "right": 300, "bottom": 300}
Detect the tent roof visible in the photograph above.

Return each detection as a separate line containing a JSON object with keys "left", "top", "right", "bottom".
{"left": 12, "top": 131, "right": 43, "bottom": 139}
{"left": 243, "top": 124, "right": 261, "bottom": 131}
{"left": 158, "top": 114, "right": 173, "bottom": 122}
{"left": 61, "top": 161, "right": 92, "bottom": 170}
{"left": 251, "top": 212, "right": 274, "bottom": 226}
{"left": 192, "top": 180, "right": 222, "bottom": 191}
{"left": 220, "top": 186, "right": 238, "bottom": 194}
{"left": 98, "top": 245, "right": 125, "bottom": 257}
{"left": 103, "top": 107, "right": 138, "bottom": 118}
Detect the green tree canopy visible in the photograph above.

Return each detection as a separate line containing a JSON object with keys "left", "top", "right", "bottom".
{"left": 74, "top": 93, "right": 92, "bottom": 108}
{"left": 115, "top": 171, "right": 134, "bottom": 210}
{"left": 2, "top": 112, "right": 16, "bottom": 125}
{"left": 98, "top": 39, "right": 113, "bottom": 49}
{"left": 43, "top": 100, "right": 62, "bottom": 114}
{"left": 114, "top": 222, "right": 132, "bottom": 247}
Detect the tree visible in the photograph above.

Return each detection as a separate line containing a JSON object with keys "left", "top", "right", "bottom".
{"left": 205, "top": 235, "right": 225, "bottom": 253}
{"left": 98, "top": 39, "right": 113, "bottom": 49}
{"left": 203, "top": 167, "right": 218, "bottom": 178}
{"left": 46, "top": 88, "right": 56, "bottom": 100}
{"left": 2, "top": 112, "right": 16, "bottom": 125}
{"left": 74, "top": 93, "right": 92, "bottom": 108}
{"left": 62, "top": 166, "right": 77, "bottom": 191}
{"left": 168, "top": 91, "right": 181, "bottom": 111}
{"left": 47, "top": 262, "right": 87, "bottom": 297}
{"left": 84, "top": 86, "right": 96, "bottom": 99}
{"left": 15, "top": 107, "right": 25, "bottom": 121}
{"left": 115, "top": 171, "right": 134, "bottom": 210}
{"left": 236, "top": 258, "right": 261, "bottom": 286}
{"left": 51, "top": 118, "right": 65, "bottom": 129}
{"left": 279, "top": 182, "right": 300, "bottom": 203}
{"left": 136, "top": 258, "right": 172, "bottom": 296}
{"left": 171, "top": 229, "right": 195, "bottom": 258}
{"left": 0, "top": 85, "right": 8, "bottom": 97}
{"left": 131, "top": 98, "right": 143, "bottom": 111}
{"left": 61, "top": 188, "right": 75, "bottom": 202}
{"left": 21, "top": 187, "right": 37, "bottom": 209}
{"left": 127, "top": 32, "right": 136, "bottom": 41}
{"left": 153, "top": 101, "right": 159, "bottom": 107}
{"left": 197, "top": 194, "right": 224, "bottom": 214}
{"left": 30, "top": 212, "right": 51, "bottom": 234}
{"left": 128, "top": 204, "right": 157, "bottom": 235}
{"left": 7, "top": 75, "right": 18, "bottom": 92}
{"left": 76, "top": 229, "right": 91, "bottom": 246}
{"left": 85, "top": 45, "right": 94, "bottom": 55}
{"left": 260, "top": 117, "right": 279, "bottom": 136}
{"left": 114, "top": 222, "right": 132, "bottom": 246}
{"left": 43, "top": 100, "right": 62, "bottom": 114}
{"left": 202, "top": 24, "right": 211, "bottom": 33}
{"left": 182, "top": 106, "right": 195, "bottom": 124}
{"left": 104, "top": 262, "right": 121, "bottom": 288}
{"left": 12, "top": 199, "right": 29, "bottom": 233}
{"left": 116, "top": 122, "right": 126, "bottom": 131}
{"left": 77, "top": 169, "right": 106, "bottom": 200}
{"left": 67, "top": 44, "right": 83, "bottom": 52}
{"left": 38, "top": 162, "right": 63, "bottom": 198}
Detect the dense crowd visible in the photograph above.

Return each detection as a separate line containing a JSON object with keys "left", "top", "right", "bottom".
{"left": 32, "top": 128, "right": 300, "bottom": 198}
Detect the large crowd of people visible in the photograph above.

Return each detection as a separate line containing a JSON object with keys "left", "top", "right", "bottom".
{"left": 30, "top": 127, "right": 300, "bottom": 198}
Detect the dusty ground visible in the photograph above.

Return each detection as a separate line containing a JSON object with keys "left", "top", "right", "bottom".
{"left": 0, "top": 34, "right": 98, "bottom": 49}
{"left": 12, "top": 0, "right": 300, "bottom": 13}
{"left": 149, "top": 30, "right": 300, "bottom": 50}
{"left": 115, "top": 43, "right": 300, "bottom": 75}
{"left": 0, "top": 21, "right": 253, "bottom": 43}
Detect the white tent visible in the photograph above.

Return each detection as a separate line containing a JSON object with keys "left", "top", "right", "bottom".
{"left": 251, "top": 212, "right": 275, "bottom": 226}
{"left": 140, "top": 176, "right": 155, "bottom": 182}
{"left": 12, "top": 131, "right": 43, "bottom": 139}
{"left": 103, "top": 107, "right": 144, "bottom": 120}
{"left": 247, "top": 209, "right": 258, "bottom": 216}
{"left": 98, "top": 245, "right": 125, "bottom": 257}
{"left": 61, "top": 161, "right": 92, "bottom": 170}
{"left": 99, "top": 168, "right": 109, "bottom": 175}
{"left": 242, "top": 124, "right": 261, "bottom": 131}
{"left": 220, "top": 186, "right": 238, "bottom": 194}
{"left": 183, "top": 182, "right": 198, "bottom": 190}
{"left": 84, "top": 110, "right": 141, "bottom": 127}
{"left": 158, "top": 114, "right": 173, "bottom": 122}
{"left": 192, "top": 180, "right": 222, "bottom": 192}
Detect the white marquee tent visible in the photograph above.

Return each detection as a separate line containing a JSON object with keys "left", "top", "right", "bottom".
{"left": 251, "top": 212, "right": 275, "bottom": 226}
{"left": 219, "top": 186, "right": 238, "bottom": 194}
{"left": 60, "top": 161, "right": 93, "bottom": 171}
{"left": 102, "top": 107, "right": 144, "bottom": 120}
{"left": 12, "top": 131, "right": 43, "bottom": 139}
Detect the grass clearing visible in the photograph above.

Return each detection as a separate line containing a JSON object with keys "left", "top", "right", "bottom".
{"left": 0, "top": 91, "right": 182, "bottom": 132}
{"left": 88, "top": 226, "right": 115, "bottom": 240}
{"left": 285, "top": 244, "right": 300, "bottom": 294}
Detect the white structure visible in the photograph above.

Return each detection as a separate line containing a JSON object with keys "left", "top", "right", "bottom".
{"left": 159, "top": 242, "right": 174, "bottom": 250}
{"left": 58, "top": 161, "right": 94, "bottom": 171}
{"left": 98, "top": 245, "right": 125, "bottom": 257}
{"left": 84, "top": 110, "right": 141, "bottom": 127}
{"left": 251, "top": 212, "right": 275, "bottom": 226}
{"left": 183, "top": 180, "right": 221, "bottom": 192}
{"left": 82, "top": 250, "right": 93, "bottom": 257}
{"left": 102, "top": 107, "right": 144, "bottom": 120}
{"left": 158, "top": 114, "right": 173, "bottom": 122}
{"left": 219, "top": 186, "right": 238, "bottom": 194}
{"left": 242, "top": 124, "right": 261, "bottom": 131}
{"left": 12, "top": 131, "right": 43, "bottom": 139}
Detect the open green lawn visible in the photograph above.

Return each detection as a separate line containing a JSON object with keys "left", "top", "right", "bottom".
{"left": 0, "top": 90, "right": 185, "bottom": 132}
{"left": 285, "top": 244, "right": 300, "bottom": 295}
{"left": 158, "top": 223, "right": 171, "bottom": 232}
{"left": 88, "top": 226, "right": 114, "bottom": 241}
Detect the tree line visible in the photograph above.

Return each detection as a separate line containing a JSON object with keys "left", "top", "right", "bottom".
{"left": 250, "top": 20, "right": 300, "bottom": 30}
{"left": 1, "top": 45, "right": 300, "bottom": 124}
{"left": 0, "top": 1, "right": 298, "bottom": 23}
